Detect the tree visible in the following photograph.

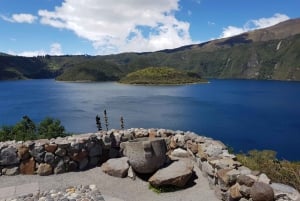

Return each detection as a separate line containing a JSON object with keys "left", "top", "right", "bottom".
{"left": 37, "top": 117, "right": 66, "bottom": 139}
{"left": 12, "top": 116, "right": 37, "bottom": 141}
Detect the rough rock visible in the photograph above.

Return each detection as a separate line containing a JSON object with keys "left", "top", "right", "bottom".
{"left": 184, "top": 132, "right": 198, "bottom": 142}
{"left": 87, "top": 141, "right": 102, "bottom": 157}
{"left": 186, "top": 140, "right": 198, "bottom": 154}
{"left": 258, "top": 173, "right": 271, "bottom": 184}
{"left": 271, "top": 183, "right": 300, "bottom": 201}
{"left": 171, "top": 148, "right": 190, "bottom": 158}
{"left": 54, "top": 159, "right": 65, "bottom": 174}
{"left": 17, "top": 145, "right": 30, "bottom": 160}
{"left": 101, "top": 157, "right": 129, "bottom": 178}
{"left": 70, "top": 151, "right": 88, "bottom": 162}
{"left": 217, "top": 169, "right": 231, "bottom": 190}
{"left": 29, "top": 145, "right": 45, "bottom": 163}
{"left": 20, "top": 157, "right": 35, "bottom": 175}
{"left": 205, "top": 144, "right": 223, "bottom": 157}
{"left": 123, "top": 138, "right": 167, "bottom": 174}
{"left": 44, "top": 152, "right": 55, "bottom": 165}
{"left": 201, "top": 161, "right": 215, "bottom": 176}
{"left": 37, "top": 163, "right": 53, "bottom": 176}
{"left": 88, "top": 156, "right": 100, "bottom": 167}
{"left": 238, "top": 166, "right": 252, "bottom": 175}
{"left": 127, "top": 166, "right": 136, "bottom": 180}
{"left": 240, "top": 185, "right": 251, "bottom": 198}
{"left": 237, "top": 175, "right": 256, "bottom": 187}
{"left": 78, "top": 158, "right": 89, "bottom": 170}
{"left": 67, "top": 161, "right": 78, "bottom": 171}
{"left": 250, "top": 182, "right": 274, "bottom": 201}
{"left": 170, "top": 134, "right": 185, "bottom": 149}
{"left": 230, "top": 183, "right": 242, "bottom": 200}
{"left": 0, "top": 147, "right": 19, "bottom": 165}
{"left": 2, "top": 166, "right": 19, "bottom": 176}
{"left": 44, "top": 143, "right": 58, "bottom": 153}
{"left": 55, "top": 147, "right": 67, "bottom": 157}
{"left": 209, "top": 158, "right": 241, "bottom": 169}
{"left": 197, "top": 144, "right": 208, "bottom": 161}
{"left": 148, "top": 159, "right": 193, "bottom": 188}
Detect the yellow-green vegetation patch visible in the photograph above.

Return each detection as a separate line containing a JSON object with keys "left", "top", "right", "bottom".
{"left": 237, "top": 150, "right": 300, "bottom": 191}
{"left": 119, "top": 67, "right": 207, "bottom": 85}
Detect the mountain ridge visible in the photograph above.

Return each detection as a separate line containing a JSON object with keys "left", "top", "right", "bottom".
{"left": 0, "top": 18, "right": 300, "bottom": 81}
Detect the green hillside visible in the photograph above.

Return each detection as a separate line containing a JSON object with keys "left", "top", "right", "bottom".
{"left": 119, "top": 67, "right": 206, "bottom": 85}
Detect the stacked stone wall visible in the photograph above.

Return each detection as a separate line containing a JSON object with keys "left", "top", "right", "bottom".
{"left": 0, "top": 128, "right": 298, "bottom": 201}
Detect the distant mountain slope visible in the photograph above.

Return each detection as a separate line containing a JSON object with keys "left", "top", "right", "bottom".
{"left": 0, "top": 55, "right": 60, "bottom": 80}
{"left": 0, "top": 18, "right": 299, "bottom": 81}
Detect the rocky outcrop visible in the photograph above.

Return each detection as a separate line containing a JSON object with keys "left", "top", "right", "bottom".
{"left": 148, "top": 159, "right": 193, "bottom": 188}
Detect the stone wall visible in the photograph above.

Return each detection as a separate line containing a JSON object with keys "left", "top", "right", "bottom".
{"left": 0, "top": 128, "right": 298, "bottom": 201}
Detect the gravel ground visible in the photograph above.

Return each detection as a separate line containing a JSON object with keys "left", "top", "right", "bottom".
{"left": 0, "top": 164, "right": 219, "bottom": 201}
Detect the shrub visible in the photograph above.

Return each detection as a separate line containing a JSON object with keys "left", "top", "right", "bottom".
{"left": 0, "top": 116, "right": 67, "bottom": 141}
{"left": 236, "top": 150, "right": 300, "bottom": 191}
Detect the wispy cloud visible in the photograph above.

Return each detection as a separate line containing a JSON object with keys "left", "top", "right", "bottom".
{"left": 50, "top": 43, "right": 63, "bottom": 55}
{"left": 8, "top": 43, "right": 63, "bottom": 57}
{"left": 38, "top": 0, "right": 194, "bottom": 55}
{"left": 208, "top": 21, "right": 216, "bottom": 26}
{"left": 220, "top": 13, "right": 289, "bottom": 38}
{"left": 1, "top": 13, "right": 37, "bottom": 23}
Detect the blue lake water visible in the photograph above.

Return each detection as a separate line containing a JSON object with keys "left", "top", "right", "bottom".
{"left": 0, "top": 79, "right": 299, "bottom": 160}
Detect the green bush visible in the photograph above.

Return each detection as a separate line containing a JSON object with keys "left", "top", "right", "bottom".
{"left": 0, "top": 116, "right": 67, "bottom": 141}
{"left": 237, "top": 150, "right": 300, "bottom": 191}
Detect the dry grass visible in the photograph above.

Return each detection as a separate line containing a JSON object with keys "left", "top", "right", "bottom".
{"left": 236, "top": 150, "right": 300, "bottom": 191}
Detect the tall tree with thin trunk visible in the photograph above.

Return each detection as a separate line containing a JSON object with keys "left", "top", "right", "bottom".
{"left": 96, "top": 114, "right": 102, "bottom": 131}
{"left": 120, "top": 116, "right": 124, "bottom": 130}
{"left": 104, "top": 109, "right": 109, "bottom": 131}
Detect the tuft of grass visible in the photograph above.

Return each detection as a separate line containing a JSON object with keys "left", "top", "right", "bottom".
{"left": 236, "top": 150, "right": 300, "bottom": 191}
{"left": 148, "top": 184, "right": 182, "bottom": 194}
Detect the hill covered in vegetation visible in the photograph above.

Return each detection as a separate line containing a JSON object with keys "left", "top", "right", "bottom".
{"left": 1, "top": 18, "right": 300, "bottom": 81}
{"left": 119, "top": 67, "right": 206, "bottom": 85}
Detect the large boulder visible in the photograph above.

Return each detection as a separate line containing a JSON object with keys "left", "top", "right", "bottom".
{"left": 101, "top": 157, "right": 129, "bottom": 178}
{"left": 122, "top": 138, "right": 167, "bottom": 174}
{"left": 148, "top": 159, "right": 194, "bottom": 188}
{"left": 250, "top": 182, "right": 274, "bottom": 201}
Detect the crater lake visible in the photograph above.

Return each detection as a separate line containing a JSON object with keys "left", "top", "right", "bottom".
{"left": 0, "top": 79, "right": 299, "bottom": 160}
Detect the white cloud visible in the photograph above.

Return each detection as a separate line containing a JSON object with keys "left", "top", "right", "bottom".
{"left": 50, "top": 43, "right": 63, "bottom": 55}
{"left": 8, "top": 50, "right": 46, "bottom": 57}
{"left": 220, "top": 13, "right": 289, "bottom": 38}
{"left": 1, "top": 13, "right": 37, "bottom": 23}
{"left": 221, "top": 26, "right": 246, "bottom": 38}
{"left": 38, "top": 0, "right": 193, "bottom": 54}
{"left": 251, "top": 13, "right": 290, "bottom": 29}
{"left": 7, "top": 43, "right": 63, "bottom": 57}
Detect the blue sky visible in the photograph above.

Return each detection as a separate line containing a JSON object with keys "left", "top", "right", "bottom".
{"left": 0, "top": 0, "right": 299, "bottom": 56}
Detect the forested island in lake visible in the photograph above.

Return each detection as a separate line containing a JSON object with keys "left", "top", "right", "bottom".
{"left": 1, "top": 18, "right": 300, "bottom": 82}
